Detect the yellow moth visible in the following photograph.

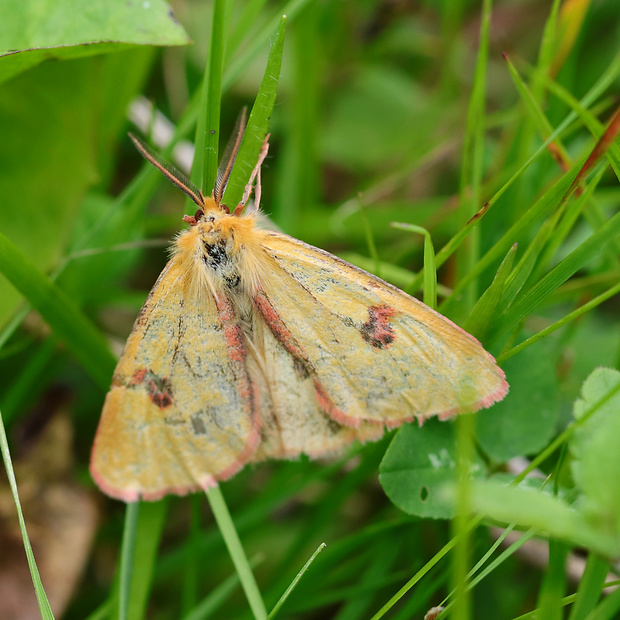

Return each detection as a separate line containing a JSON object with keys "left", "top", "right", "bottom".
{"left": 90, "top": 123, "right": 508, "bottom": 502}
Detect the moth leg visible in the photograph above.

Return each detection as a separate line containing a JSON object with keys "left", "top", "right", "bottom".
{"left": 234, "top": 134, "right": 271, "bottom": 215}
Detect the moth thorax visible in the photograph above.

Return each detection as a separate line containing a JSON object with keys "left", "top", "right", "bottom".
{"left": 200, "top": 233, "right": 243, "bottom": 293}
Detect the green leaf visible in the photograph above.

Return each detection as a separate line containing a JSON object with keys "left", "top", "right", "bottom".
{"left": 469, "top": 480, "right": 620, "bottom": 556}
{"left": 571, "top": 368, "right": 620, "bottom": 536}
{"left": 0, "top": 0, "right": 189, "bottom": 83}
{"left": 476, "top": 341, "right": 560, "bottom": 461}
{"left": 0, "top": 46, "right": 153, "bottom": 325}
{"left": 379, "top": 419, "right": 485, "bottom": 519}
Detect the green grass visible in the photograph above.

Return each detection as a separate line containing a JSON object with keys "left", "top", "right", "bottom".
{"left": 1, "top": 1, "right": 620, "bottom": 619}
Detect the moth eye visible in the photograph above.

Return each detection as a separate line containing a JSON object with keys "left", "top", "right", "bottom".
{"left": 221, "top": 204, "right": 231, "bottom": 214}
{"left": 195, "top": 209, "right": 204, "bottom": 222}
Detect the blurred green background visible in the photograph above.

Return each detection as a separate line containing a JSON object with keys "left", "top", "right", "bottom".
{"left": 1, "top": 0, "right": 620, "bottom": 619}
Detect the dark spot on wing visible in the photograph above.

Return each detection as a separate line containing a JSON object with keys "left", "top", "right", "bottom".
{"left": 191, "top": 414, "right": 207, "bottom": 435}
{"left": 318, "top": 409, "right": 344, "bottom": 436}
{"left": 128, "top": 368, "right": 174, "bottom": 408}
{"left": 293, "top": 358, "right": 310, "bottom": 379}
{"left": 359, "top": 305, "right": 396, "bottom": 349}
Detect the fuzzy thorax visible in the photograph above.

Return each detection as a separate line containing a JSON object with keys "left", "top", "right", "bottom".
{"left": 173, "top": 202, "right": 269, "bottom": 300}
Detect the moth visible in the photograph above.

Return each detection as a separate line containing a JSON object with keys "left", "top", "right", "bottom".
{"left": 90, "top": 121, "right": 508, "bottom": 502}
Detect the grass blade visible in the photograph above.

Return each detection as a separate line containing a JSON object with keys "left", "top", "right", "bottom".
{"left": 222, "top": 15, "right": 287, "bottom": 209}
{"left": 194, "top": 0, "right": 231, "bottom": 195}
{"left": 462, "top": 243, "right": 517, "bottom": 341}
{"left": 494, "top": 209, "right": 620, "bottom": 340}
{"left": 117, "top": 502, "right": 140, "bottom": 620}
{"left": 267, "top": 543, "right": 327, "bottom": 619}
{"left": 0, "top": 231, "right": 115, "bottom": 390}
{"left": 206, "top": 486, "right": 267, "bottom": 620}
{"left": 391, "top": 223, "right": 437, "bottom": 309}
{"left": 0, "top": 408, "right": 55, "bottom": 619}
{"left": 568, "top": 553, "right": 611, "bottom": 620}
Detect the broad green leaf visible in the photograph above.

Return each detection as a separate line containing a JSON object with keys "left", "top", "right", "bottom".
{"left": 476, "top": 340, "right": 559, "bottom": 461}
{"left": 379, "top": 419, "right": 484, "bottom": 519}
{"left": 0, "top": 47, "right": 153, "bottom": 326}
{"left": 571, "top": 368, "right": 620, "bottom": 536}
{"left": 0, "top": 59, "right": 98, "bottom": 326}
{"left": 0, "top": 0, "right": 189, "bottom": 83}
{"left": 469, "top": 480, "right": 620, "bottom": 557}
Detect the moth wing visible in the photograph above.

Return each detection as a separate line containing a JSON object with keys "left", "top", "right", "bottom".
{"left": 90, "top": 258, "right": 260, "bottom": 501}
{"left": 248, "top": 317, "right": 384, "bottom": 462}
{"left": 255, "top": 231, "right": 508, "bottom": 427}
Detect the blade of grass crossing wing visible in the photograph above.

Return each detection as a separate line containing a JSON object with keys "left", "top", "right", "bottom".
{"left": 0, "top": 409, "right": 55, "bottom": 619}
{"left": 222, "top": 15, "right": 286, "bottom": 208}
{"left": 462, "top": 244, "right": 517, "bottom": 341}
